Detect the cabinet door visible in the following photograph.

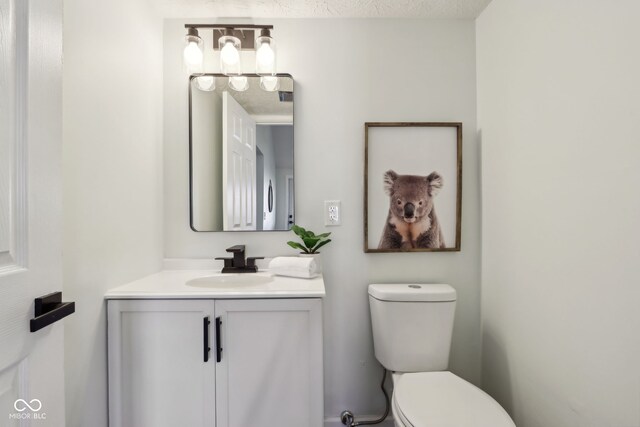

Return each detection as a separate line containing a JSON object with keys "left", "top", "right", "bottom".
{"left": 108, "top": 300, "right": 216, "bottom": 427}
{"left": 215, "top": 298, "right": 323, "bottom": 427}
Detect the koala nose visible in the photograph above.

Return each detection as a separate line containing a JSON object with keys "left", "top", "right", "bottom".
{"left": 404, "top": 202, "right": 415, "bottom": 218}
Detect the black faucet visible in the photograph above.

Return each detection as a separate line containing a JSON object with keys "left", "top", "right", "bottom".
{"left": 215, "top": 245, "right": 264, "bottom": 273}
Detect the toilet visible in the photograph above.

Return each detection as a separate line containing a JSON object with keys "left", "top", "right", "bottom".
{"left": 369, "top": 284, "right": 515, "bottom": 427}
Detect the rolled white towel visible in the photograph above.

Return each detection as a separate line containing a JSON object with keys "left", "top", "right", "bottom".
{"left": 268, "top": 256, "right": 318, "bottom": 279}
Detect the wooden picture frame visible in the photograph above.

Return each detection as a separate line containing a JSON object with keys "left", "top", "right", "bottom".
{"left": 364, "top": 122, "right": 462, "bottom": 253}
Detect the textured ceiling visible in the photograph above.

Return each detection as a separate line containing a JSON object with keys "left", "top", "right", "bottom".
{"left": 158, "top": 0, "right": 492, "bottom": 19}
{"left": 226, "top": 76, "right": 293, "bottom": 118}
{"left": 194, "top": 76, "right": 294, "bottom": 118}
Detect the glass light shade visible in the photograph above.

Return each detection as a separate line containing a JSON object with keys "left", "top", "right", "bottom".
{"left": 219, "top": 35, "right": 242, "bottom": 76}
{"left": 259, "top": 76, "right": 280, "bottom": 92}
{"left": 183, "top": 32, "right": 204, "bottom": 76}
{"left": 194, "top": 76, "right": 215, "bottom": 92}
{"left": 228, "top": 76, "right": 249, "bottom": 92}
{"left": 255, "top": 35, "right": 276, "bottom": 76}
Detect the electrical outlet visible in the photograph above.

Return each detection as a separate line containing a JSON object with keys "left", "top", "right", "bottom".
{"left": 324, "top": 200, "right": 341, "bottom": 226}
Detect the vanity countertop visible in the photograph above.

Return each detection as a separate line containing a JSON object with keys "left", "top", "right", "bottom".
{"left": 104, "top": 270, "right": 325, "bottom": 300}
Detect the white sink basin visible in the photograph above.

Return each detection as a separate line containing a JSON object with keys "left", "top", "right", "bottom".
{"left": 186, "top": 274, "right": 274, "bottom": 288}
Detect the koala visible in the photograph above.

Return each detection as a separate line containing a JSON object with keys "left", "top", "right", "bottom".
{"left": 378, "top": 170, "right": 446, "bottom": 250}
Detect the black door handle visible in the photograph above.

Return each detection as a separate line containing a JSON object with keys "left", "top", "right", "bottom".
{"left": 203, "top": 316, "right": 211, "bottom": 362}
{"left": 30, "top": 292, "right": 75, "bottom": 333}
{"left": 215, "top": 316, "right": 223, "bottom": 363}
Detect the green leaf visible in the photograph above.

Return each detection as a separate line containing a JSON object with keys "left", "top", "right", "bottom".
{"left": 287, "top": 241, "right": 308, "bottom": 253}
{"left": 315, "top": 232, "right": 331, "bottom": 238}
{"left": 291, "top": 225, "right": 309, "bottom": 238}
{"left": 302, "top": 237, "right": 321, "bottom": 249}
{"left": 312, "top": 239, "right": 331, "bottom": 253}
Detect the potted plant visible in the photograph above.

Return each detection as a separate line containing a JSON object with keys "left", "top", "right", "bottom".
{"left": 287, "top": 225, "right": 331, "bottom": 273}
{"left": 287, "top": 225, "right": 332, "bottom": 254}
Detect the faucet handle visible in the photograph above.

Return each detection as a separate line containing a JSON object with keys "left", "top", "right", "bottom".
{"left": 246, "top": 257, "right": 264, "bottom": 268}
{"left": 226, "top": 245, "right": 245, "bottom": 253}
{"left": 225, "top": 245, "right": 247, "bottom": 268}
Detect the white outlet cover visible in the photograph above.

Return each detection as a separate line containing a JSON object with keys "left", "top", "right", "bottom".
{"left": 324, "top": 200, "right": 341, "bottom": 226}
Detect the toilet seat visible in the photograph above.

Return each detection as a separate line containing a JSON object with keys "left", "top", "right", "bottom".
{"left": 392, "top": 391, "right": 414, "bottom": 427}
{"left": 393, "top": 371, "right": 515, "bottom": 427}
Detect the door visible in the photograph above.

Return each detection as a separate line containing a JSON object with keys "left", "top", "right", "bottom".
{"left": 222, "top": 92, "right": 257, "bottom": 230}
{"left": 286, "top": 175, "right": 294, "bottom": 229}
{"left": 214, "top": 299, "right": 324, "bottom": 427}
{"left": 107, "top": 300, "right": 216, "bottom": 427}
{"left": 0, "top": 0, "right": 65, "bottom": 424}
{"left": 255, "top": 148, "right": 264, "bottom": 230}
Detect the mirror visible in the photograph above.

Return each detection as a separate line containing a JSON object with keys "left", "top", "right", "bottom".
{"left": 189, "top": 74, "right": 294, "bottom": 231}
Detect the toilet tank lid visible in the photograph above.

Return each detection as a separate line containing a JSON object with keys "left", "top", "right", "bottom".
{"left": 368, "top": 284, "right": 456, "bottom": 302}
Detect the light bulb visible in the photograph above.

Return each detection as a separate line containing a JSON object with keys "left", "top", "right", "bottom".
{"left": 256, "top": 42, "right": 275, "bottom": 69}
{"left": 260, "top": 76, "right": 279, "bottom": 92}
{"left": 183, "top": 28, "right": 204, "bottom": 75}
{"left": 183, "top": 41, "right": 203, "bottom": 67}
{"left": 218, "top": 33, "right": 242, "bottom": 76}
{"left": 229, "top": 76, "right": 249, "bottom": 92}
{"left": 255, "top": 32, "right": 276, "bottom": 76}
{"left": 221, "top": 41, "right": 240, "bottom": 66}
{"left": 194, "top": 76, "right": 215, "bottom": 91}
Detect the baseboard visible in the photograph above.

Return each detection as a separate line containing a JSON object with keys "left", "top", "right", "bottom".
{"left": 324, "top": 416, "right": 395, "bottom": 427}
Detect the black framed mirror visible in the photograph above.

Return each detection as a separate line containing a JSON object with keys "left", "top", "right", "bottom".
{"left": 189, "top": 74, "right": 294, "bottom": 231}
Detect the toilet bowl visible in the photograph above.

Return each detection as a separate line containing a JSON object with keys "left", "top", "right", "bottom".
{"left": 368, "top": 284, "right": 515, "bottom": 427}
{"left": 391, "top": 371, "right": 514, "bottom": 427}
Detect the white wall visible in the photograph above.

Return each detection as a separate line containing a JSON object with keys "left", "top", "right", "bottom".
{"left": 191, "top": 89, "right": 223, "bottom": 230}
{"left": 477, "top": 1, "right": 640, "bottom": 426}
{"left": 276, "top": 167, "right": 293, "bottom": 230}
{"left": 165, "top": 18, "right": 480, "bottom": 418}
{"left": 62, "top": 0, "right": 164, "bottom": 425}
{"left": 272, "top": 125, "right": 294, "bottom": 229}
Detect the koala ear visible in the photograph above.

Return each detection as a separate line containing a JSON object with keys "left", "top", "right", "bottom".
{"left": 426, "top": 172, "right": 443, "bottom": 196}
{"left": 383, "top": 170, "right": 398, "bottom": 195}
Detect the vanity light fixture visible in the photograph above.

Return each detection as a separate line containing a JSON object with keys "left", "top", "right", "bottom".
{"left": 183, "top": 24, "right": 277, "bottom": 83}
{"left": 183, "top": 27, "right": 204, "bottom": 75}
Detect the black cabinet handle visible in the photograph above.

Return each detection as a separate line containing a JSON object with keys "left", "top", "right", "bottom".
{"left": 215, "top": 316, "right": 223, "bottom": 363}
{"left": 203, "top": 316, "right": 211, "bottom": 362}
{"left": 30, "top": 292, "right": 75, "bottom": 333}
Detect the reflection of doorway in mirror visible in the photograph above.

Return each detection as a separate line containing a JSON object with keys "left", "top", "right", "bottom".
{"left": 256, "top": 124, "right": 293, "bottom": 230}
{"left": 256, "top": 148, "right": 264, "bottom": 230}
{"left": 286, "top": 175, "right": 294, "bottom": 230}
{"left": 222, "top": 92, "right": 257, "bottom": 230}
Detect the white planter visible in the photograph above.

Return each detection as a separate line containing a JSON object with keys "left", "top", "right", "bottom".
{"left": 299, "top": 253, "right": 322, "bottom": 274}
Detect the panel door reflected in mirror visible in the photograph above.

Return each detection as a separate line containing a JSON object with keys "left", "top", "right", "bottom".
{"left": 190, "top": 74, "right": 294, "bottom": 231}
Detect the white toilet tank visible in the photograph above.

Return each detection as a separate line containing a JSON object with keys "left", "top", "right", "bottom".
{"left": 368, "top": 284, "right": 456, "bottom": 373}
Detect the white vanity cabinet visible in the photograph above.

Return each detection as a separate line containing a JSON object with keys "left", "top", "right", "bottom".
{"left": 107, "top": 300, "right": 216, "bottom": 427}
{"left": 107, "top": 297, "right": 323, "bottom": 427}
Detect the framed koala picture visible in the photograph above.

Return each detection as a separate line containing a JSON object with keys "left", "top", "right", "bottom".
{"left": 364, "top": 122, "right": 462, "bottom": 252}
